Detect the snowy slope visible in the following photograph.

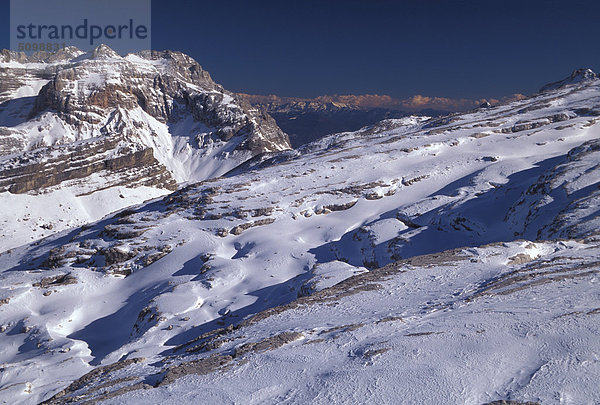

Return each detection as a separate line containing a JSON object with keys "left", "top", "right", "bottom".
{"left": 63, "top": 240, "right": 600, "bottom": 405}
{"left": 0, "top": 70, "right": 599, "bottom": 404}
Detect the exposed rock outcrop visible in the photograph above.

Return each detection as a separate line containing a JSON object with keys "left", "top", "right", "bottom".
{"left": 0, "top": 136, "right": 176, "bottom": 194}
{"left": 0, "top": 45, "right": 290, "bottom": 197}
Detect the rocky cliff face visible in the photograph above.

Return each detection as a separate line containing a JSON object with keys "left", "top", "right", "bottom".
{"left": 0, "top": 45, "right": 290, "bottom": 248}
{"left": 1, "top": 45, "right": 290, "bottom": 191}
{"left": 0, "top": 136, "right": 176, "bottom": 194}
{"left": 28, "top": 46, "right": 289, "bottom": 154}
{"left": 0, "top": 48, "right": 83, "bottom": 104}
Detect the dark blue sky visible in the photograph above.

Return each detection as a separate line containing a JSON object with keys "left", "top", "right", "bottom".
{"left": 2, "top": 0, "right": 600, "bottom": 99}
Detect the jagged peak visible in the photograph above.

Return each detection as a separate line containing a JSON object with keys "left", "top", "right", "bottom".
{"left": 570, "top": 68, "right": 597, "bottom": 80}
{"left": 91, "top": 44, "right": 122, "bottom": 60}
{"left": 539, "top": 68, "right": 598, "bottom": 92}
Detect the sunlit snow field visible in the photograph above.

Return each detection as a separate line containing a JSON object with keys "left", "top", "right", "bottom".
{"left": 1, "top": 64, "right": 600, "bottom": 404}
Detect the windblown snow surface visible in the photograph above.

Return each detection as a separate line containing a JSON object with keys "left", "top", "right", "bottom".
{"left": 1, "top": 72, "right": 600, "bottom": 404}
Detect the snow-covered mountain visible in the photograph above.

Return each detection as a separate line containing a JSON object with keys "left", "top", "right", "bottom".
{"left": 1, "top": 68, "right": 600, "bottom": 404}
{"left": 0, "top": 45, "right": 290, "bottom": 251}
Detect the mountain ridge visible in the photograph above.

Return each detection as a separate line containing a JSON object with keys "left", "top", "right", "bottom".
{"left": 240, "top": 92, "right": 529, "bottom": 113}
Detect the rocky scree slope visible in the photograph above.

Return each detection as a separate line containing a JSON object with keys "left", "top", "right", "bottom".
{"left": 0, "top": 69, "right": 599, "bottom": 404}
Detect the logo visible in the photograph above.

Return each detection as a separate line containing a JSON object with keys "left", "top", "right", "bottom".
{"left": 10, "top": 0, "right": 151, "bottom": 55}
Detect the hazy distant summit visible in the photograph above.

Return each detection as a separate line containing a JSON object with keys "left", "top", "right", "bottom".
{"left": 242, "top": 93, "right": 528, "bottom": 114}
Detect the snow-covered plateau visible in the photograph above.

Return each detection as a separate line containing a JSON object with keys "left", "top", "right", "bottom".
{"left": 1, "top": 54, "right": 600, "bottom": 404}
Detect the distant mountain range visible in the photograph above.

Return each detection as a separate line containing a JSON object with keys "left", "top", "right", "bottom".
{"left": 242, "top": 93, "right": 527, "bottom": 147}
